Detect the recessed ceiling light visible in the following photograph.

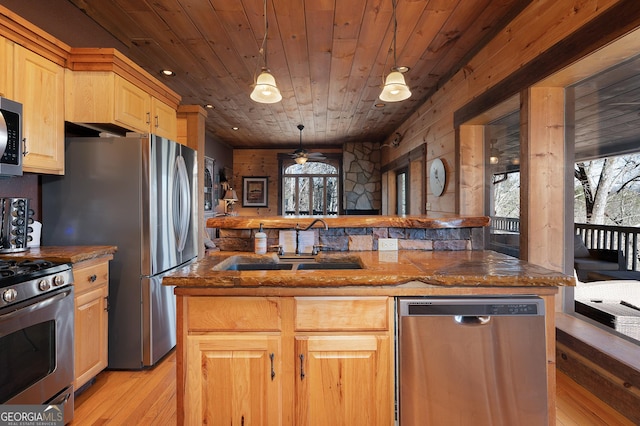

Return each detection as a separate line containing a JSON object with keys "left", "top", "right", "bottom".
{"left": 232, "top": 127, "right": 239, "bottom": 131}
{"left": 204, "top": 104, "right": 214, "bottom": 109}
{"left": 160, "top": 69, "right": 176, "bottom": 77}
{"left": 375, "top": 103, "right": 386, "bottom": 108}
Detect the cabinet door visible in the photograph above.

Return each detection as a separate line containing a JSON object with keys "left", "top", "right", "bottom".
{"left": 73, "top": 259, "right": 110, "bottom": 389}
{"left": 295, "top": 335, "right": 392, "bottom": 426}
{"left": 0, "top": 36, "right": 13, "bottom": 98}
{"left": 151, "top": 97, "right": 177, "bottom": 140}
{"left": 14, "top": 46, "right": 64, "bottom": 174}
{"left": 114, "top": 74, "right": 150, "bottom": 133}
{"left": 185, "top": 334, "right": 282, "bottom": 426}
{"left": 74, "top": 283, "right": 108, "bottom": 389}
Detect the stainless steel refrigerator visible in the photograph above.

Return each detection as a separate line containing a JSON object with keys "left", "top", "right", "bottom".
{"left": 42, "top": 134, "right": 197, "bottom": 369}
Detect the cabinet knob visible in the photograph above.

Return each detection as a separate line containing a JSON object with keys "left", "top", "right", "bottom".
{"left": 88, "top": 274, "right": 97, "bottom": 282}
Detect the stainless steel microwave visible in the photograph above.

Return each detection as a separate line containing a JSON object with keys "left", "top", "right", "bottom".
{"left": 0, "top": 97, "right": 23, "bottom": 176}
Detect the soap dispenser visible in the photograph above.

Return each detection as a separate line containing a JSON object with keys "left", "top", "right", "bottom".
{"left": 254, "top": 223, "right": 267, "bottom": 254}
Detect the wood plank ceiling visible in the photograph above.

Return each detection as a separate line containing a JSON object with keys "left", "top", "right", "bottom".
{"left": 66, "top": 0, "right": 531, "bottom": 149}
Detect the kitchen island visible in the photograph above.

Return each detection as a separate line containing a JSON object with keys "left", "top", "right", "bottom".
{"left": 165, "top": 248, "right": 572, "bottom": 425}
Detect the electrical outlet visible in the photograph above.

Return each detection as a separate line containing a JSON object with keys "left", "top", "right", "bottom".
{"left": 378, "top": 238, "right": 398, "bottom": 251}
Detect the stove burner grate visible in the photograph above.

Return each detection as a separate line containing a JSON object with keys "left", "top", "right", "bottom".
{"left": 0, "top": 259, "right": 56, "bottom": 277}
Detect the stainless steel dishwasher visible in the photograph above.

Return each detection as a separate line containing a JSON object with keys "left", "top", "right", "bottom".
{"left": 397, "top": 296, "right": 548, "bottom": 426}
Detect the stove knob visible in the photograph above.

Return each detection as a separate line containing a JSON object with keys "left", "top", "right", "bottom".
{"left": 39, "top": 279, "right": 51, "bottom": 291}
{"left": 53, "top": 275, "right": 65, "bottom": 286}
{"left": 2, "top": 288, "right": 17, "bottom": 303}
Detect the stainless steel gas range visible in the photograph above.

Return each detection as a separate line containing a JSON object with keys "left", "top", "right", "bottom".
{"left": 0, "top": 258, "right": 75, "bottom": 424}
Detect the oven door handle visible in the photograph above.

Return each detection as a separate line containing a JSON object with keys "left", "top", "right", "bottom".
{"left": 0, "top": 288, "right": 72, "bottom": 322}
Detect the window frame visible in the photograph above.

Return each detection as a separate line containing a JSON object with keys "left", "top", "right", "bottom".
{"left": 277, "top": 153, "right": 343, "bottom": 215}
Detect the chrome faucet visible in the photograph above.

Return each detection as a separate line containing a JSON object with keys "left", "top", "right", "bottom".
{"left": 299, "top": 218, "right": 329, "bottom": 232}
{"left": 295, "top": 219, "right": 329, "bottom": 254}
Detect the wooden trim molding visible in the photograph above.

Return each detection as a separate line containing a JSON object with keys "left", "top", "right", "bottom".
{"left": 381, "top": 144, "right": 425, "bottom": 174}
{"left": 0, "top": 5, "right": 70, "bottom": 67}
{"left": 68, "top": 48, "right": 181, "bottom": 108}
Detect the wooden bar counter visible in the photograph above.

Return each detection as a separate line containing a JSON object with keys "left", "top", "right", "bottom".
{"left": 206, "top": 213, "right": 490, "bottom": 230}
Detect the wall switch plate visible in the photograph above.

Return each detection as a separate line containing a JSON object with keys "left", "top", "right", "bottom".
{"left": 378, "top": 238, "right": 398, "bottom": 251}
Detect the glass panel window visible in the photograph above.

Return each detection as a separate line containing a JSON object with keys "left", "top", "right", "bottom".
{"left": 282, "top": 160, "right": 340, "bottom": 215}
{"left": 396, "top": 169, "right": 407, "bottom": 215}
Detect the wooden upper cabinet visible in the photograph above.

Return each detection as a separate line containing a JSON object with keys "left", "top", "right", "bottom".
{"left": 66, "top": 49, "right": 181, "bottom": 141}
{"left": 151, "top": 96, "right": 177, "bottom": 140}
{"left": 14, "top": 45, "right": 65, "bottom": 174}
{"left": 66, "top": 71, "right": 178, "bottom": 140}
{"left": 0, "top": 36, "right": 14, "bottom": 98}
{"left": 113, "top": 74, "right": 151, "bottom": 132}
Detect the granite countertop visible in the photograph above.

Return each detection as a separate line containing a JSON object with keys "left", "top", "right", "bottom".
{"left": 206, "top": 214, "right": 490, "bottom": 229}
{"left": 164, "top": 250, "right": 573, "bottom": 292}
{"left": 0, "top": 246, "right": 117, "bottom": 264}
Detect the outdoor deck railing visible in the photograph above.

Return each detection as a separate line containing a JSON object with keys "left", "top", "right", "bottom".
{"left": 490, "top": 219, "right": 640, "bottom": 272}
{"left": 575, "top": 223, "right": 640, "bottom": 272}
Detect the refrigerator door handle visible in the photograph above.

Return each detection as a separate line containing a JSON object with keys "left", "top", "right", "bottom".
{"left": 173, "top": 154, "right": 191, "bottom": 252}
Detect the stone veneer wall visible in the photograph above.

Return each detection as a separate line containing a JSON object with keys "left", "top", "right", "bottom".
{"left": 343, "top": 142, "right": 381, "bottom": 212}
{"left": 213, "top": 226, "right": 485, "bottom": 252}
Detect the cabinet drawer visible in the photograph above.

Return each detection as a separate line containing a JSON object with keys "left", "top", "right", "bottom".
{"left": 73, "top": 260, "right": 109, "bottom": 295}
{"left": 187, "top": 297, "right": 282, "bottom": 332}
{"left": 295, "top": 297, "right": 390, "bottom": 331}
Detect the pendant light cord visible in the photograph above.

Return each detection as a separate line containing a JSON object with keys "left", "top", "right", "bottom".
{"left": 254, "top": 0, "right": 269, "bottom": 82}
{"left": 392, "top": 0, "right": 398, "bottom": 68}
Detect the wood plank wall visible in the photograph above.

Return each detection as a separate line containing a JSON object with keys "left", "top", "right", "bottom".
{"left": 381, "top": 0, "right": 621, "bottom": 216}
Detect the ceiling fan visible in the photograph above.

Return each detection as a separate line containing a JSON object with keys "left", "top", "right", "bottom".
{"left": 291, "top": 124, "right": 325, "bottom": 165}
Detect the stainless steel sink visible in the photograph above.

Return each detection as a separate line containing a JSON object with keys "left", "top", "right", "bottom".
{"left": 295, "top": 262, "right": 362, "bottom": 270}
{"left": 225, "top": 263, "right": 294, "bottom": 271}
{"left": 214, "top": 254, "right": 363, "bottom": 271}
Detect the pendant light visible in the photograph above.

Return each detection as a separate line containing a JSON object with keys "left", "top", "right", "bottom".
{"left": 250, "top": 0, "right": 282, "bottom": 103}
{"left": 379, "top": 0, "right": 411, "bottom": 102}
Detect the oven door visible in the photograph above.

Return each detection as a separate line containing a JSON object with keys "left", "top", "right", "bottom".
{"left": 0, "top": 285, "right": 74, "bottom": 405}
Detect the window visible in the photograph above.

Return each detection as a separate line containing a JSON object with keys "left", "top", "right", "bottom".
{"left": 396, "top": 168, "right": 408, "bottom": 215}
{"left": 485, "top": 109, "right": 521, "bottom": 258}
{"left": 280, "top": 156, "right": 341, "bottom": 215}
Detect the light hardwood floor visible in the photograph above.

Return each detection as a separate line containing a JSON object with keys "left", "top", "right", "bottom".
{"left": 71, "top": 349, "right": 634, "bottom": 425}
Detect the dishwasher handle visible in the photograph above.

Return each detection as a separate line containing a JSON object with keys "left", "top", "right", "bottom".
{"left": 454, "top": 315, "right": 491, "bottom": 325}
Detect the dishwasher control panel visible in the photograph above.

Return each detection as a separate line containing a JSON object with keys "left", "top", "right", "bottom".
{"left": 399, "top": 296, "right": 544, "bottom": 317}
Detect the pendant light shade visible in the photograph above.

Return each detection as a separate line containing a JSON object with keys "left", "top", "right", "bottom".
{"left": 250, "top": 69, "right": 282, "bottom": 103}
{"left": 251, "top": 0, "right": 281, "bottom": 104}
{"left": 379, "top": 0, "right": 411, "bottom": 102}
{"left": 379, "top": 69, "right": 411, "bottom": 102}
{"left": 294, "top": 155, "right": 308, "bottom": 165}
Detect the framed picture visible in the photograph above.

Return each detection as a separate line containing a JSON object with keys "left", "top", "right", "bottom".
{"left": 242, "top": 176, "right": 268, "bottom": 207}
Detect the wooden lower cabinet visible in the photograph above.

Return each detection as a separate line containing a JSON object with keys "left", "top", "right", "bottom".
{"left": 295, "top": 335, "right": 391, "bottom": 426}
{"left": 185, "top": 335, "right": 282, "bottom": 425}
{"left": 178, "top": 296, "right": 394, "bottom": 426}
{"left": 73, "top": 257, "right": 111, "bottom": 390}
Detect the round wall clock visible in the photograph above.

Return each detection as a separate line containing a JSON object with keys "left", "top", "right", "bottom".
{"left": 429, "top": 158, "right": 446, "bottom": 197}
